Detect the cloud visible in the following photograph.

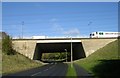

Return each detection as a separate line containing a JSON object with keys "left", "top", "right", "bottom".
{"left": 50, "top": 18, "right": 64, "bottom": 32}
{"left": 50, "top": 18, "right": 58, "bottom": 22}
{"left": 50, "top": 18, "right": 80, "bottom": 37}
{"left": 63, "top": 28, "right": 80, "bottom": 36}
{"left": 52, "top": 23, "right": 64, "bottom": 32}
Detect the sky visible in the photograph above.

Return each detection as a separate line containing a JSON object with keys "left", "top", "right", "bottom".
{"left": 2, "top": 2, "right": 118, "bottom": 38}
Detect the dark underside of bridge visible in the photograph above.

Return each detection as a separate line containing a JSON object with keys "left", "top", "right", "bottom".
{"left": 33, "top": 42, "right": 86, "bottom": 63}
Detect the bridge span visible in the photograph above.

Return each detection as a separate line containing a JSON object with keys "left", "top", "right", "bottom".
{"left": 12, "top": 38, "right": 116, "bottom": 61}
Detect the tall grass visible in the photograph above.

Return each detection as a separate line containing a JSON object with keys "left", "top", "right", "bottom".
{"left": 75, "top": 39, "right": 120, "bottom": 77}
{"left": 2, "top": 52, "right": 42, "bottom": 75}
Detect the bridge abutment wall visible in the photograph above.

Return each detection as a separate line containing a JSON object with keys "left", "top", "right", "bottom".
{"left": 12, "top": 40, "right": 37, "bottom": 59}
{"left": 81, "top": 39, "right": 117, "bottom": 57}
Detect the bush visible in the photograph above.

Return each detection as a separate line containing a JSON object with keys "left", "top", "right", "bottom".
{"left": 2, "top": 35, "right": 16, "bottom": 55}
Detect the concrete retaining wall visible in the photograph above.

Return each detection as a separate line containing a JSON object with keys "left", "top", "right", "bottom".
{"left": 12, "top": 40, "right": 36, "bottom": 59}
{"left": 81, "top": 39, "right": 116, "bottom": 57}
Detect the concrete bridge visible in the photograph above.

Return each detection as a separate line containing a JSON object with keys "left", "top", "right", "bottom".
{"left": 12, "top": 38, "right": 116, "bottom": 61}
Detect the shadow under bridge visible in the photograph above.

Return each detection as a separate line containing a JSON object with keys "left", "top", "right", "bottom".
{"left": 33, "top": 41, "right": 86, "bottom": 63}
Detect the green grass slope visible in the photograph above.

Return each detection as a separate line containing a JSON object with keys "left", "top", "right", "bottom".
{"left": 2, "top": 52, "right": 42, "bottom": 75}
{"left": 66, "top": 64, "right": 77, "bottom": 77}
{"left": 75, "top": 39, "right": 120, "bottom": 78}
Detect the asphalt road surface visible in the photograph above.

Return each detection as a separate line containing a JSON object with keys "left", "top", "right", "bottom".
{"left": 3, "top": 63, "right": 68, "bottom": 78}
{"left": 74, "top": 63, "right": 94, "bottom": 78}
{"left": 2, "top": 63, "right": 93, "bottom": 78}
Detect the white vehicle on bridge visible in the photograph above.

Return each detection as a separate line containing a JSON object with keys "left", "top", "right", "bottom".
{"left": 90, "top": 31, "right": 120, "bottom": 38}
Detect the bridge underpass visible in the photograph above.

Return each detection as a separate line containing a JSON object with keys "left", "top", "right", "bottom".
{"left": 33, "top": 42, "right": 86, "bottom": 63}
{"left": 12, "top": 38, "right": 116, "bottom": 60}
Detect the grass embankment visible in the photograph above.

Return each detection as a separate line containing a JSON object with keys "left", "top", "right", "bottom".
{"left": 2, "top": 52, "right": 42, "bottom": 75}
{"left": 66, "top": 63, "right": 77, "bottom": 77}
{"left": 0, "top": 50, "right": 2, "bottom": 75}
{"left": 75, "top": 39, "right": 120, "bottom": 77}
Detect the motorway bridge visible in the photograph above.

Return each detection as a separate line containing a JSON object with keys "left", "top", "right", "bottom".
{"left": 12, "top": 38, "right": 116, "bottom": 61}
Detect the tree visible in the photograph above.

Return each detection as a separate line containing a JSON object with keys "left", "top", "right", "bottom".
{"left": 2, "top": 35, "right": 16, "bottom": 55}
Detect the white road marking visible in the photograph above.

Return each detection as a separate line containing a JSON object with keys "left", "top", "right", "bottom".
{"left": 31, "top": 72, "right": 42, "bottom": 76}
{"left": 31, "top": 64, "right": 56, "bottom": 76}
{"left": 44, "top": 69, "right": 48, "bottom": 71}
